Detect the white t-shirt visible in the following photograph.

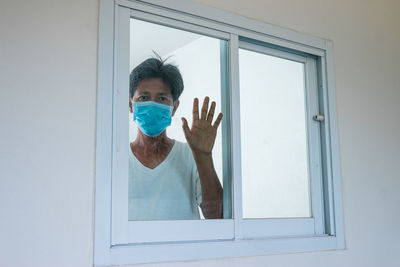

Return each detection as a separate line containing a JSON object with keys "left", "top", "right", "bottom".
{"left": 128, "top": 140, "right": 202, "bottom": 220}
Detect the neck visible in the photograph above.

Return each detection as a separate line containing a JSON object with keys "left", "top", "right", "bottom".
{"left": 133, "top": 130, "right": 173, "bottom": 153}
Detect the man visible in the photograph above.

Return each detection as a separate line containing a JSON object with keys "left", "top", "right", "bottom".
{"left": 128, "top": 56, "right": 223, "bottom": 220}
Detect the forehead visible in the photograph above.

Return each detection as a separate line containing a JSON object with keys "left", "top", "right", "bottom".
{"left": 135, "top": 78, "right": 172, "bottom": 95}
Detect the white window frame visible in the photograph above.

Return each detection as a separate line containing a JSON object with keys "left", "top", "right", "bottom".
{"left": 94, "top": 0, "right": 345, "bottom": 265}
{"left": 237, "top": 41, "right": 324, "bottom": 238}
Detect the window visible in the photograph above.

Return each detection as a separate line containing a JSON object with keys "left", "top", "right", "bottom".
{"left": 128, "top": 17, "right": 231, "bottom": 221}
{"left": 239, "top": 46, "right": 312, "bottom": 219}
{"left": 95, "top": 0, "right": 344, "bottom": 265}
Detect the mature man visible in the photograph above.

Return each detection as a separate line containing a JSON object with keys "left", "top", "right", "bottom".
{"left": 128, "top": 56, "right": 223, "bottom": 220}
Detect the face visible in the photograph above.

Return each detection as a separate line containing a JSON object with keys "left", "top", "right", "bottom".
{"left": 129, "top": 77, "right": 179, "bottom": 115}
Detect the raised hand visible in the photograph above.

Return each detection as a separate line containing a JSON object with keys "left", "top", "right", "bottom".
{"left": 181, "top": 97, "right": 223, "bottom": 155}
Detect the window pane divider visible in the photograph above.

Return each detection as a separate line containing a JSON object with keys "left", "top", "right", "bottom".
{"left": 220, "top": 39, "right": 232, "bottom": 219}
{"left": 228, "top": 33, "right": 244, "bottom": 240}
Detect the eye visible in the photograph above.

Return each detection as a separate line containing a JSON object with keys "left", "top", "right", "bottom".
{"left": 159, "top": 96, "right": 168, "bottom": 101}
{"left": 137, "top": 95, "right": 148, "bottom": 101}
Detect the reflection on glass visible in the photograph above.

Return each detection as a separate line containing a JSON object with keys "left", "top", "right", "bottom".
{"left": 128, "top": 18, "right": 227, "bottom": 220}
{"left": 239, "top": 48, "right": 311, "bottom": 219}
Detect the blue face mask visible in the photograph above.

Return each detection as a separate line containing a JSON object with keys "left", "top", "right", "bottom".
{"left": 132, "top": 101, "right": 174, "bottom": 137}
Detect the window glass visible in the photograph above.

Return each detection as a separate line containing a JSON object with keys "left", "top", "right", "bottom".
{"left": 128, "top": 18, "right": 227, "bottom": 220}
{"left": 239, "top": 48, "right": 311, "bottom": 219}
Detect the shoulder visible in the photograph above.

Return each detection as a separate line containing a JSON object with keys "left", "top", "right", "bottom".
{"left": 174, "top": 140, "right": 191, "bottom": 153}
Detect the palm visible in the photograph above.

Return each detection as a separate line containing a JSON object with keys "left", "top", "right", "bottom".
{"left": 182, "top": 97, "right": 223, "bottom": 154}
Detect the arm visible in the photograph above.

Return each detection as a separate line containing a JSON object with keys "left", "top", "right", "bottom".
{"left": 192, "top": 151, "right": 223, "bottom": 219}
{"left": 182, "top": 97, "right": 223, "bottom": 219}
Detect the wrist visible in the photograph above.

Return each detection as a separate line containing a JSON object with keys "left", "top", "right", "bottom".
{"left": 192, "top": 149, "right": 213, "bottom": 162}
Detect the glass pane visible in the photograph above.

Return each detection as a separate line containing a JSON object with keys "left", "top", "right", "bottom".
{"left": 239, "top": 47, "right": 311, "bottom": 219}
{"left": 128, "top": 18, "right": 229, "bottom": 220}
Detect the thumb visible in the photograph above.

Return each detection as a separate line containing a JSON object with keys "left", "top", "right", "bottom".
{"left": 181, "top": 117, "right": 191, "bottom": 140}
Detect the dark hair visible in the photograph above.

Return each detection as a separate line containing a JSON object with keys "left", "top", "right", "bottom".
{"left": 129, "top": 54, "right": 184, "bottom": 101}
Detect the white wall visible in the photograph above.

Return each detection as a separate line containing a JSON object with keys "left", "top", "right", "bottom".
{"left": 0, "top": 1, "right": 98, "bottom": 266}
{"left": 0, "top": 0, "right": 399, "bottom": 267}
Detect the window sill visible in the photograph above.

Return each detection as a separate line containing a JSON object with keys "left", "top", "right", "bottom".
{"left": 95, "top": 235, "right": 344, "bottom": 266}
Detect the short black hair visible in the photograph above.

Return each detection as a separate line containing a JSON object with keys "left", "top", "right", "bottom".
{"left": 129, "top": 55, "right": 184, "bottom": 101}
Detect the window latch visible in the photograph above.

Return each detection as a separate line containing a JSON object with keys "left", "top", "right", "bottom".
{"left": 313, "top": 114, "right": 325, "bottom": 122}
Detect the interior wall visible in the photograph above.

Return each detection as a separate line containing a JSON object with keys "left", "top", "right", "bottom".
{"left": 1, "top": 0, "right": 399, "bottom": 266}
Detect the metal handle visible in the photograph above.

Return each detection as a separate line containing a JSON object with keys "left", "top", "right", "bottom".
{"left": 313, "top": 114, "right": 325, "bottom": 122}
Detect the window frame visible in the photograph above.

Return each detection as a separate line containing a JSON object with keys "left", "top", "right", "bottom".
{"left": 94, "top": 0, "right": 345, "bottom": 265}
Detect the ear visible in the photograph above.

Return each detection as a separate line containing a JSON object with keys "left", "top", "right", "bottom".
{"left": 172, "top": 100, "right": 180, "bottom": 117}
{"left": 129, "top": 98, "right": 133, "bottom": 113}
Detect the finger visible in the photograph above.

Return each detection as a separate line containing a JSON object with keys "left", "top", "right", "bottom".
{"left": 200, "top": 96, "right": 209, "bottom": 120}
{"left": 193, "top": 98, "right": 199, "bottom": 121}
{"left": 212, "top": 113, "right": 223, "bottom": 129}
{"left": 181, "top": 117, "right": 192, "bottom": 139}
{"left": 207, "top": 101, "right": 216, "bottom": 122}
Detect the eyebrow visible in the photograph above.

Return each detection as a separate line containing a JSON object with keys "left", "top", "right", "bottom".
{"left": 136, "top": 90, "right": 171, "bottom": 97}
